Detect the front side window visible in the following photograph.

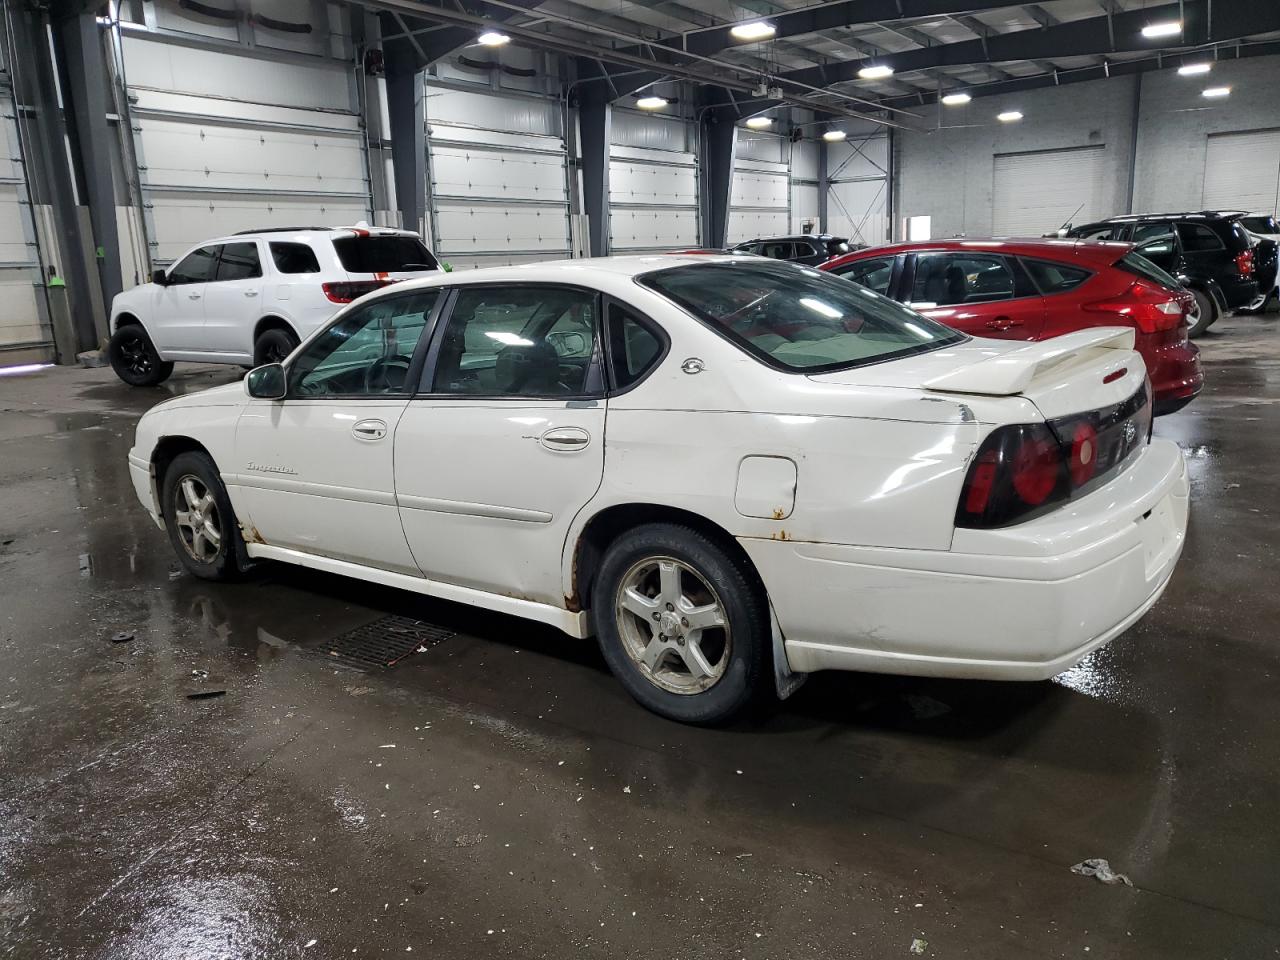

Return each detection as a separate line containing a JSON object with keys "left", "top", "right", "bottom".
{"left": 911, "top": 253, "right": 1015, "bottom": 305}
{"left": 214, "top": 242, "right": 261, "bottom": 282}
{"left": 831, "top": 256, "right": 894, "bottom": 295}
{"left": 1176, "top": 222, "right": 1225, "bottom": 252}
{"left": 167, "top": 246, "right": 218, "bottom": 284}
{"left": 639, "top": 261, "right": 965, "bottom": 374}
{"left": 431, "top": 286, "right": 598, "bottom": 397}
{"left": 289, "top": 291, "right": 439, "bottom": 397}
{"left": 270, "top": 241, "right": 321, "bottom": 274}
{"left": 759, "top": 242, "right": 794, "bottom": 261}
{"left": 1021, "top": 258, "right": 1092, "bottom": 294}
{"left": 332, "top": 236, "right": 438, "bottom": 273}
{"left": 1076, "top": 225, "right": 1121, "bottom": 241}
{"left": 1131, "top": 221, "right": 1174, "bottom": 244}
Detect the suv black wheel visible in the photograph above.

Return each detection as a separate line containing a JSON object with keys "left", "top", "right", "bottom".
{"left": 592, "top": 522, "right": 770, "bottom": 724}
{"left": 162, "top": 451, "right": 249, "bottom": 582}
{"left": 1186, "top": 288, "right": 1216, "bottom": 338}
{"left": 254, "top": 327, "right": 300, "bottom": 366}
{"left": 108, "top": 324, "right": 174, "bottom": 386}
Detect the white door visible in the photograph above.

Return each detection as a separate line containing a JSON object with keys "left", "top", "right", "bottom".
{"left": 394, "top": 284, "right": 606, "bottom": 604}
{"left": 202, "top": 241, "right": 265, "bottom": 357}
{"left": 1203, "top": 129, "right": 1280, "bottom": 214}
{"left": 992, "top": 145, "right": 1107, "bottom": 236}
{"left": 232, "top": 290, "right": 441, "bottom": 573}
{"left": 153, "top": 245, "right": 217, "bottom": 351}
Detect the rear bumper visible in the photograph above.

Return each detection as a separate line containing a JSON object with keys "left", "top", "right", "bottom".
{"left": 1141, "top": 335, "right": 1203, "bottom": 415}
{"left": 1219, "top": 275, "right": 1259, "bottom": 309}
{"left": 742, "top": 439, "right": 1189, "bottom": 681}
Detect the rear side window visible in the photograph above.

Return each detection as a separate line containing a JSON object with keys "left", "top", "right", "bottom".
{"left": 826, "top": 239, "right": 851, "bottom": 256}
{"left": 270, "top": 242, "right": 321, "bottom": 274}
{"left": 1117, "top": 252, "right": 1181, "bottom": 290}
{"left": 1021, "top": 259, "right": 1092, "bottom": 294}
{"left": 758, "top": 242, "right": 794, "bottom": 261}
{"left": 333, "top": 236, "right": 438, "bottom": 273}
{"left": 1176, "top": 223, "right": 1225, "bottom": 252}
{"left": 215, "top": 242, "right": 261, "bottom": 281}
{"left": 606, "top": 302, "right": 663, "bottom": 390}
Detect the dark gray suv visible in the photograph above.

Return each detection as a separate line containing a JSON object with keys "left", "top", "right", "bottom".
{"left": 732, "top": 234, "right": 857, "bottom": 267}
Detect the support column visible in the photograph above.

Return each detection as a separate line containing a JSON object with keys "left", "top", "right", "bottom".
{"left": 54, "top": 12, "right": 122, "bottom": 334}
{"left": 578, "top": 93, "right": 610, "bottom": 258}
{"left": 817, "top": 138, "right": 829, "bottom": 234}
{"left": 700, "top": 108, "right": 736, "bottom": 249}
{"left": 385, "top": 56, "right": 426, "bottom": 237}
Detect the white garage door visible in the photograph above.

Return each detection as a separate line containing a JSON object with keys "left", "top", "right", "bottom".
{"left": 0, "top": 83, "right": 49, "bottom": 359}
{"left": 1203, "top": 129, "right": 1280, "bottom": 214}
{"left": 993, "top": 145, "right": 1107, "bottom": 236}
{"left": 827, "top": 132, "right": 890, "bottom": 245}
{"left": 426, "top": 86, "right": 570, "bottom": 270}
{"left": 609, "top": 111, "right": 698, "bottom": 253}
{"left": 729, "top": 160, "right": 790, "bottom": 244}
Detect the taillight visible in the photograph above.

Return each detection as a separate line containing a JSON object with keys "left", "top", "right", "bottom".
{"left": 1235, "top": 248, "right": 1254, "bottom": 277}
{"left": 322, "top": 279, "right": 394, "bottom": 303}
{"left": 1082, "top": 280, "right": 1183, "bottom": 334}
{"left": 956, "top": 385, "right": 1150, "bottom": 528}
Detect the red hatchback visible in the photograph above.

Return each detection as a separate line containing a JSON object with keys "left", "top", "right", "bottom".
{"left": 820, "top": 238, "right": 1203, "bottom": 415}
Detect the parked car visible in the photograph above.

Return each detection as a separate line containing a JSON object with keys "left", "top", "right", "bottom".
{"left": 1238, "top": 213, "right": 1280, "bottom": 311}
{"left": 821, "top": 238, "right": 1203, "bottom": 416}
{"left": 732, "top": 234, "right": 856, "bottom": 266}
{"left": 127, "top": 256, "right": 1188, "bottom": 724}
{"left": 108, "top": 226, "right": 440, "bottom": 387}
{"left": 1063, "top": 211, "right": 1261, "bottom": 335}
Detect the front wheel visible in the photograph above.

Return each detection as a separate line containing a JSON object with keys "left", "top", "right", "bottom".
{"left": 592, "top": 523, "right": 770, "bottom": 724}
{"left": 108, "top": 324, "right": 174, "bottom": 386}
{"left": 162, "top": 451, "right": 248, "bottom": 581}
{"left": 1186, "top": 288, "right": 1216, "bottom": 338}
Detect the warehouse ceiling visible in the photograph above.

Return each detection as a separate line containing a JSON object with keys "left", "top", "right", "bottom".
{"left": 370, "top": 0, "right": 1280, "bottom": 127}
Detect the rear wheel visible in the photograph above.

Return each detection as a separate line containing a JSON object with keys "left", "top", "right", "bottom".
{"left": 593, "top": 523, "right": 770, "bottom": 724}
{"left": 253, "top": 327, "right": 299, "bottom": 366}
{"left": 162, "top": 451, "right": 248, "bottom": 582}
{"left": 108, "top": 324, "right": 173, "bottom": 386}
{"left": 1186, "top": 288, "right": 1216, "bottom": 338}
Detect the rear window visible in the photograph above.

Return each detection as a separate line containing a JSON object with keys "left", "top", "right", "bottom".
{"left": 638, "top": 261, "right": 965, "bottom": 374}
{"left": 1117, "top": 252, "right": 1181, "bottom": 290}
{"left": 825, "top": 239, "right": 851, "bottom": 256}
{"left": 1021, "top": 258, "right": 1092, "bottom": 294}
{"left": 1241, "top": 215, "right": 1279, "bottom": 235}
{"left": 332, "top": 235, "right": 438, "bottom": 273}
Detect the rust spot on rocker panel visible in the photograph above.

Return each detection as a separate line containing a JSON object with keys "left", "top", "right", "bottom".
{"left": 239, "top": 522, "right": 265, "bottom": 545}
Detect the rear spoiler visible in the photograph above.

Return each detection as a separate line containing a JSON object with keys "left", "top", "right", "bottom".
{"left": 925, "top": 327, "right": 1136, "bottom": 397}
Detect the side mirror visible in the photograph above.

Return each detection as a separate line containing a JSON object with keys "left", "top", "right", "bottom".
{"left": 152, "top": 269, "right": 168, "bottom": 285}
{"left": 245, "top": 363, "right": 286, "bottom": 400}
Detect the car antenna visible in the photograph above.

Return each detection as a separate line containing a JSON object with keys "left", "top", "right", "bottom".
{"left": 1057, "top": 202, "right": 1086, "bottom": 236}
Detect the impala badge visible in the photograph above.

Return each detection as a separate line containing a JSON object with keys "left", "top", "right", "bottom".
{"left": 681, "top": 357, "right": 705, "bottom": 375}
{"left": 247, "top": 461, "right": 297, "bottom": 476}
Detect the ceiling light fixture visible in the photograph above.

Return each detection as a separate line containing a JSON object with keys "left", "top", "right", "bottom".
{"left": 1202, "top": 86, "right": 1231, "bottom": 98}
{"left": 941, "top": 92, "right": 972, "bottom": 105}
{"left": 745, "top": 116, "right": 773, "bottom": 129}
{"left": 730, "top": 20, "right": 776, "bottom": 41}
{"left": 822, "top": 130, "right": 846, "bottom": 142}
{"left": 1141, "top": 20, "right": 1182, "bottom": 38}
{"left": 858, "top": 64, "right": 894, "bottom": 79}
{"left": 1177, "top": 62, "right": 1212, "bottom": 76}
{"left": 997, "top": 110, "right": 1023, "bottom": 122}
{"left": 635, "top": 95, "right": 668, "bottom": 109}
{"left": 476, "top": 30, "right": 509, "bottom": 46}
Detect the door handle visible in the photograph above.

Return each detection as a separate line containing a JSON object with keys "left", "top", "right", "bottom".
{"left": 244, "top": 290, "right": 259, "bottom": 298}
{"left": 985, "top": 316, "right": 1024, "bottom": 331}
{"left": 539, "top": 426, "right": 591, "bottom": 452}
{"left": 352, "top": 419, "right": 388, "bottom": 441}
{"left": 187, "top": 293, "right": 201, "bottom": 300}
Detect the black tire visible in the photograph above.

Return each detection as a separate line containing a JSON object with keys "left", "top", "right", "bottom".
{"left": 592, "top": 522, "right": 771, "bottom": 724}
{"left": 108, "top": 324, "right": 174, "bottom": 386}
{"left": 1186, "top": 288, "right": 1216, "bottom": 338}
{"left": 253, "top": 327, "right": 300, "bottom": 366}
{"left": 161, "top": 451, "right": 248, "bottom": 582}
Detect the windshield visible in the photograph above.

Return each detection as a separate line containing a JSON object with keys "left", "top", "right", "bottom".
{"left": 333, "top": 236, "right": 438, "bottom": 273}
{"left": 638, "top": 261, "right": 966, "bottom": 373}
{"left": 1117, "top": 251, "right": 1182, "bottom": 289}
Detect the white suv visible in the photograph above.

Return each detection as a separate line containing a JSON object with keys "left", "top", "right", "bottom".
{"left": 107, "top": 226, "right": 439, "bottom": 386}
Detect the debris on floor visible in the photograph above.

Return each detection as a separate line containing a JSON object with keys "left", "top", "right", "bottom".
{"left": 186, "top": 690, "right": 226, "bottom": 701}
{"left": 910, "top": 936, "right": 929, "bottom": 954}
{"left": 1071, "top": 858, "right": 1133, "bottom": 886}
{"left": 110, "top": 631, "right": 134, "bottom": 644}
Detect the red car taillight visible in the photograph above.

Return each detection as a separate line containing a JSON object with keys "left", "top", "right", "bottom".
{"left": 1082, "top": 280, "right": 1184, "bottom": 334}
{"left": 1235, "top": 248, "right": 1254, "bottom": 277}
{"left": 956, "top": 385, "right": 1151, "bottom": 528}
{"left": 322, "top": 279, "right": 394, "bottom": 303}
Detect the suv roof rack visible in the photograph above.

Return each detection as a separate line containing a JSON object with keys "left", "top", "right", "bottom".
{"left": 233, "top": 226, "right": 331, "bottom": 235}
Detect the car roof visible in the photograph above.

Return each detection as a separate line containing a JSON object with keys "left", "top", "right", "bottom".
{"left": 739, "top": 234, "right": 845, "bottom": 243}
{"left": 1094, "top": 210, "right": 1246, "bottom": 224}
{"left": 220, "top": 226, "right": 423, "bottom": 242}
{"left": 824, "top": 237, "right": 1131, "bottom": 268}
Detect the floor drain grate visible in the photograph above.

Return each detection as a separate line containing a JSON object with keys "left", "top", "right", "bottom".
{"left": 318, "top": 615, "right": 455, "bottom": 670}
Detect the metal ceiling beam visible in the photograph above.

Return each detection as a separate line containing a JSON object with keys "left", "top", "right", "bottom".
{"left": 772, "top": 0, "right": 1280, "bottom": 89}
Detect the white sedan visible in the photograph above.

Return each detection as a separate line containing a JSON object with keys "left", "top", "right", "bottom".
{"left": 127, "top": 256, "right": 1189, "bottom": 723}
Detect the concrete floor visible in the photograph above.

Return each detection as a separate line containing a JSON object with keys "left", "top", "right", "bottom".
{"left": 1, "top": 317, "right": 1278, "bottom": 960}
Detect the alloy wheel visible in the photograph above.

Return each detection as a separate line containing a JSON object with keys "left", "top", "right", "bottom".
{"left": 118, "top": 332, "right": 153, "bottom": 377}
{"left": 174, "top": 475, "right": 223, "bottom": 564}
{"left": 614, "top": 556, "right": 731, "bottom": 695}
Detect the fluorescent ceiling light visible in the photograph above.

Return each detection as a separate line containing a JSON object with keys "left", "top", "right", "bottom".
{"left": 745, "top": 116, "right": 773, "bottom": 129}
{"left": 1177, "top": 62, "right": 1212, "bottom": 76}
{"left": 1202, "top": 86, "right": 1231, "bottom": 98}
{"left": 1141, "top": 20, "right": 1182, "bottom": 38}
{"left": 822, "top": 130, "right": 846, "bottom": 141}
{"left": 997, "top": 110, "right": 1023, "bottom": 122}
{"left": 635, "top": 95, "right": 668, "bottom": 109}
{"left": 941, "top": 92, "right": 972, "bottom": 105}
{"left": 729, "top": 20, "right": 776, "bottom": 41}
{"left": 858, "top": 64, "right": 894, "bottom": 79}
{"left": 476, "top": 30, "right": 509, "bottom": 46}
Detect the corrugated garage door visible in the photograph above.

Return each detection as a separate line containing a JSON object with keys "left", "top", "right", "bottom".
{"left": 790, "top": 140, "right": 819, "bottom": 235}
{"left": 0, "top": 72, "right": 50, "bottom": 362}
{"left": 993, "top": 145, "right": 1106, "bottom": 236}
{"left": 123, "top": 36, "right": 371, "bottom": 265}
{"left": 1203, "top": 129, "right": 1280, "bottom": 214}
{"left": 425, "top": 86, "right": 570, "bottom": 270}
{"left": 729, "top": 143, "right": 790, "bottom": 245}
{"left": 828, "top": 132, "right": 889, "bottom": 245}
{"left": 609, "top": 109, "right": 698, "bottom": 253}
